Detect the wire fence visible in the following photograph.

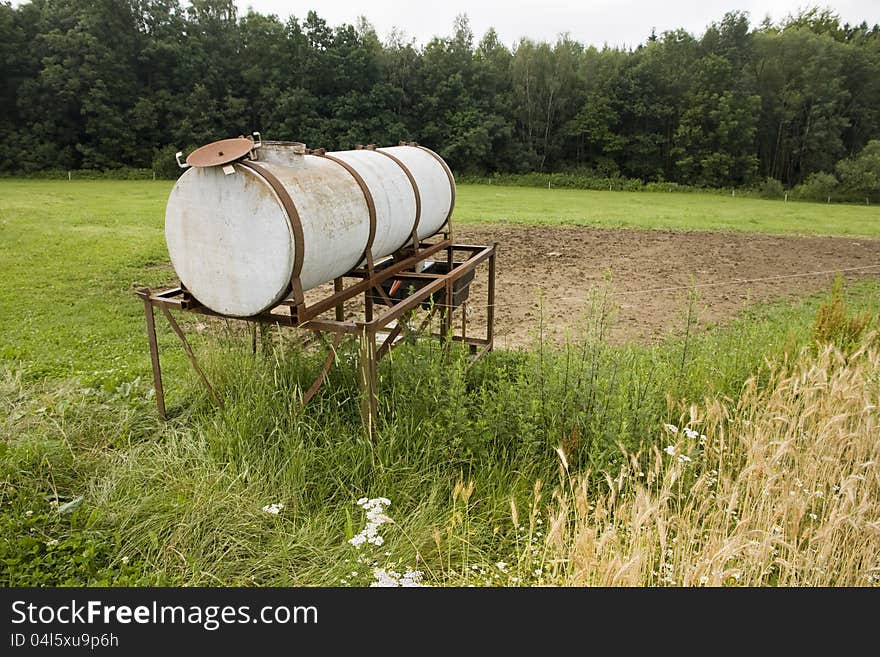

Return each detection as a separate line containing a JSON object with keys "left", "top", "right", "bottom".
{"left": 423, "top": 262, "right": 880, "bottom": 312}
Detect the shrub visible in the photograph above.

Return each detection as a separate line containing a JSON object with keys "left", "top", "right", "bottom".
{"left": 755, "top": 176, "right": 784, "bottom": 199}
{"left": 461, "top": 171, "right": 646, "bottom": 192}
{"left": 793, "top": 172, "right": 838, "bottom": 202}
{"left": 835, "top": 140, "right": 880, "bottom": 202}
{"left": 0, "top": 168, "right": 153, "bottom": 180}
{"left": 152, "top": 144, "right": 185, "bottom": 180}
{"left": 813, "top": 275, "right": 872, "bottom": 353}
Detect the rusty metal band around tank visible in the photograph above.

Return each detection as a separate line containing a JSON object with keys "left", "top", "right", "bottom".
{"left": 369, "top": 145, "right": 422, "bottom": 250}
{"left": 309, "top": 149, "right": 395, "bottom": 308}
{"left": 412, "top": 143, "right": 456, "bottom": 230}
{"left": 311, "top": 150, "right": 378, "bottom": 269}
{"left": 237, "top": 159, "right": 306, "bottom": 308}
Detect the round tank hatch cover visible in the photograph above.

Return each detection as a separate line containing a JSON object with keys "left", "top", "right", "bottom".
{"left": 186, "top": 137, "right": 254, "bottom": 167}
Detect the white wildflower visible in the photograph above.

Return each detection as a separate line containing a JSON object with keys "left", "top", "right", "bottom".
{"left": 664, "top": 445, "right": 677, "bottom": 456}
{"left": 664, "top": 424, "right": 679, "bottom": 433}
{"left": 400, "top": 569, "right": 423, "bottom": 587}
{"left": 370, "top": 567, "right": 424, "bottom": 587}
{"left": 683, "top": 427, "right": 699, "bottom": 439}
{"left": 677, "top": 454, "right": 692, "bottom": 463}
{"left": 349, "top": 497, "right": 392, "bottom": 548}
{"left": 46, "top": 539, "right": 58, "bottom": 547}
{"left": 261, "top": 502, "right": 284, "bottom": 515}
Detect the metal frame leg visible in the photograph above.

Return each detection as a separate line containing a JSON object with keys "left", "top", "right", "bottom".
{"left": 142, "top": 294, "right": 166, "bottom": 420}
{"left": 334, "top": 277, "right": 345, "bottom": 321}
{"left": 487, "top": 244, "right": 497, "bottom": 350}
{"left": 364, "top": 290, "right": 374, "bottom": 322}
{"left": 358, "top": 326, "right": 378, "bottom": 442}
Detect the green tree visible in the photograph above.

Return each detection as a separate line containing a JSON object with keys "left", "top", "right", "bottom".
{"left": 2, "top": 2, "right": 880, "bottom": 182}
{"left": 751, "top": 27, "right": 852, "bottom": 184}
{"left": 673, "top": 54, "right": 760, "bottom": 186}
{"left": 511, "top": 35, "right": 582, "bottom": 171}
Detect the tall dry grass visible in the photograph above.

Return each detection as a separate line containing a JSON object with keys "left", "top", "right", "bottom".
{"left": 541, "top": 335, "right": 880, "bottom": 586}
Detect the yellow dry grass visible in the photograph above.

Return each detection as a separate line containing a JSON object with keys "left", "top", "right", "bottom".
{"left": 542, "top": 335, "right": 880, "bottom": 586}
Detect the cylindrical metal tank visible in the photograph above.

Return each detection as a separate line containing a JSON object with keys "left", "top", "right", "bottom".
{"left": 164, "top": 141, "right": 454, "bottom": 317}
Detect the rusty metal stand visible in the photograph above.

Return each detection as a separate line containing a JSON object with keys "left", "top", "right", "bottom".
{"left": 142, "top": 294, "right": 166, "bottom": 420}
{"left": 137, "top": 240, "right": 497, "bottom": 441}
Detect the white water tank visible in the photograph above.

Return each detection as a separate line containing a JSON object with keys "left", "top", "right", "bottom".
{"left": 164, "top": 140, "right": 455, "bottom": 317}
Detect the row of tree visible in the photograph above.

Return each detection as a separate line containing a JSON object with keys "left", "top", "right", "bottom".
{"left": 1, "top": 1, "right": 879, "bottom": 189}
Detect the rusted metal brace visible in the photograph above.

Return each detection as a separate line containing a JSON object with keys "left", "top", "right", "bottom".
{"left": 411, "top": 142, "right": 456, "bottom": 238}
{"left": 376, "top": 304, "right": 438, "bottom": 360}
{"left": 301, "top": 334, "right": 344, "bottom": 405}
{"left": 159, "top": 305, "right": 224, "bottom": 410}
{"left": 309, "top": 149, "right": 393, "bottom": 309}
{"left": 368, "top": 145, "right": 422, "bottom": 253}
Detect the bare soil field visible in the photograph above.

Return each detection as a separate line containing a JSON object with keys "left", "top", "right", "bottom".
{"left": 454, "top": 224, "right": 880, "bottom": 346}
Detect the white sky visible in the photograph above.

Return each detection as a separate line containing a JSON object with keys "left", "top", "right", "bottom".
{"left": 234, "top": 1, "right": 880, "bottom": 48}
{"left": 7, "top": 1, "right": 878, "bottom": 48}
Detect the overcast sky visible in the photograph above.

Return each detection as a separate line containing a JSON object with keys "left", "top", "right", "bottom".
{"left": 234, "top": 1, "right": 880, "bottom": 48}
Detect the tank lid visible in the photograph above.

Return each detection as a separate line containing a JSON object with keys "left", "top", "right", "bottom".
{"left": 186, "top": 137, "right": 255, "bottom": 167}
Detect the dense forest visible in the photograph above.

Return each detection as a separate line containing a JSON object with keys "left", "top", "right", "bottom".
{"left": 1, "top": 0, "right": 879, "bottom": 192}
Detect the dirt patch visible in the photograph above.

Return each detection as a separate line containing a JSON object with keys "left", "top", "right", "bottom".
{"left": 453, "top": 225, "right": 880, "bottom": 346}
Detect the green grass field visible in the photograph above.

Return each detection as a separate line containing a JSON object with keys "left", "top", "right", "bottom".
{"left": 1, "top": 179, "right": 877, "bottom": 382}
{"left": 455, "top": 184, "right": 880, "bottom": 235}
{"left": 2, "top": 179, "right": 879, "bottom": 586}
